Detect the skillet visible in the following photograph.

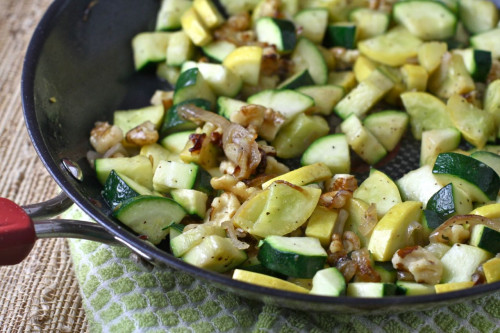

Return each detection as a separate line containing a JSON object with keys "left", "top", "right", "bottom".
{"left": 1, "top": 0, "right": 499, "bottom": 313}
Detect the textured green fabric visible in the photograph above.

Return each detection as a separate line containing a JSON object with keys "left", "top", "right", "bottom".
{"left": 65, "top": 206, "right": 500, "bottom": 333}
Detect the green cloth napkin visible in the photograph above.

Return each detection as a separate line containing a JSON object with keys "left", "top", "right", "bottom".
{"left": 64, "top": 206, "right": 500, "bottom": 333}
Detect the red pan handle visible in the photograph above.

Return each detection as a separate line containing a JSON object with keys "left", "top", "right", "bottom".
{"left": 0, "top": 198, "right": 36, "bottom": 265}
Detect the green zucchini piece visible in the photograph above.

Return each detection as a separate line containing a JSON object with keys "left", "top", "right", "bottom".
{"left": 396, "top": 165, "right": 442, "bottom": 208}
{"left": 113, "top": 195, "right": 186, "bottom": 245}
{"left": 257, "top": 236, "right": 327, "bottom": 278}
{"left": 102, "top": 170, "right": 155, "bottom": 210}
{"left": 277, "top": 69, "right": 314, "bottom": 90}
{"left": 296, "top": 84, "right": 344, "bottom": 115}
{"left": 156, "top": 63, "right": 180, "bottom": 86}
{"left": 420, "top": 128, "right": 461, "bottom": 166}
{"left": 459, "top": 0, "right": 499, "bottom": 35}
{"left": 432, "top": 152, "right": 500, "bottom": 203}
{"left": 393, "top": 0, "right": 457, "bottom": 40}
{"left": 470, "top": 151, "right": 500, "bottom": 177}
{"left": 153, "top": 161, "right": 213, "bottom": 194}
{"left": 170, "top": 189, "right": 208, "bottom": 218}
{"left": 334, "top": 68, "right": 394, "bottom": 120}
{"left": 346, "top": 282, "right": 398, "bottom": 297}
{"left": 202, "top": 40, "right": 237, "bottom": 63}
{"left": 349, "top": 8, "right": 389, "bottom": 40}
{"left": 291, "top": 37, "right": 328, "bottom": 85}
{"left": 353, "top": 169, "right": 402, "bottom": 219}
{"left": 174, "top": 68, "right": 216, "bottom": 107}
{"left": 340, "top": 114, "right": 387, "bottom": 165}
{"left": 310, "top": 267, "right": 346, "bottom": 296}
{"left": 217, "top": 96, "right": 248, "bottom": 120}
{"left": 469, "top": 225, "right": 500, "bottom": 254}
{"left": 324, "top": 23, "right": 358, "bottom": 49}
{"left": 170, "top": 224, "right": 226, "bottom": 257}
{"left": 484, "top": 80, "right": 500, "bottom": 138}
{"left": 181, "top": 61, "right": 243, "bottom": 97}
{"left": 132, "top": 32, "right": 171, "bottom": 70}
{"left": 293, "top": 8, "right": 328, "bottom": 44}
{"left": 160, "top": 99, "right": 211, "bottom": 137}
{"left": 425, "top": 183, "right": 473, "bottom": 228}
{"left": 470, "top": 28, "right": 500, "bottom": 59}
{"left": 160, "top": 130, "right": 194, "bottom": 154}
{"left": 453, "top": 49, "right": 492, "bottom": 83}
{"left": 363, "top": 111, "right": 409, "bottom": 152}
{"left": 256, "top": 17, "right": 297, "bottom": 53}
{"left": 374, "top": 263, "right": 397, "bottom": 283}
{"left": 301, "top": 134, "right": 350, "bottom": 174}
{"left": 182, "top": 235, "right": 248, "bottom": 273}
{"left": 247, "top": 89, "right": 314, "bottom": 121}
{"left": 400, "top": 91, "right": 454, "bottom": 140}
{"left": 156, "top": 0, "right": 192, "bottom": 31}
{"left": 166, "top": 31, "right": 194, "bottom": 66}
{"left": 95, "top": 155, "right": 154, "bottom": 189}
{"left": 273, "top": 113, "right": 329, "bottom": 159}
{"left": 395, "top": 281, "right": 435, "bottom": 296}
{"left": 114, "top": 104, "right": 165, "bottom": 135}
{"left": 441, "top": 243, "right": 493, "bottom": 283}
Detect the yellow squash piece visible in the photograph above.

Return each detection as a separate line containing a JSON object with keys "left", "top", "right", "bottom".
{"left": 401, "top": 64, "right": 428, "bottom": 92}
{"left": 233, "top": 269, "right": 309, "bottom": 293}
{"left": 435, "top": 281, "right": 475, "bottom": 294}
{"left": 447, "top": 95, "right": 495, "bottom": 149}
{"left": 368, "top": 201, "right": 423, "bottom": 261}
{"left": 328, "top": 71, "right": 357, "bottom": 92}
{"left": 483, "top": 258, "right": 500, "bottom": 283}
{"left": 469, "top": 203, "right": 500, "bottom": 219}
{"left": 428, "top": 53, "right": 475, "bottom": 99}
{"left": 417, "top": 42, "right": 447, "bottom": 74}
{"left": 353, "top": 56, "right": 376, "bottom": 82}
{"left": 305, "top": 206, "right": 339, "bottom": 247}
{"left": 233, "top": 181, "right": 321, "bottom": 237}
{"left": 223, "top": 46, "right": 263, "bottom": 86}
{"left": 358, "top": 26, "right": 423, "bottom": 67}
{"left": 140, "top": 143, "right": 171, "bottom": 171}
{"left": 344, "top": 198, "right": 374, "bottom": 248}
{"left": 193, "top": 0, "right": 224, "bottom": 29}
{"left": 181, "top": 7, "right": 212, "bottom": 46}
{"left": 262, "top": 163, "right": 332, "bottom": 189}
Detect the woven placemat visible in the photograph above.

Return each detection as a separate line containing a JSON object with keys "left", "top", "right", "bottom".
{"left": 0, "top": 0, "right": 89, "bottom": 331}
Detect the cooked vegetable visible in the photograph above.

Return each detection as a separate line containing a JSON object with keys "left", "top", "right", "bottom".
{"left": 89, "top": 0, "right": 500, "bottom": 298}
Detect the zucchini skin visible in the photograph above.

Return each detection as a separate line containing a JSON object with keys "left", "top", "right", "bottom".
{"left": 257, "top": 238, "right": 327, "bottom": 278}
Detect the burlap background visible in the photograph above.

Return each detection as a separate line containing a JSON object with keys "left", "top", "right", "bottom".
{"left": 0, "top": 0, "right": 89, "bottom": 331}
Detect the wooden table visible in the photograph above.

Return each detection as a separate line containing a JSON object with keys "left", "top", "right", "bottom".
{"left": 0, "top": 0, "right": 88, "bottom": 331}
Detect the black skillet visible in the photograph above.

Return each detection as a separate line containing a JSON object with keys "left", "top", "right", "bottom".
{"left": 1, "top": 0, "right": 499, "bottom": 314}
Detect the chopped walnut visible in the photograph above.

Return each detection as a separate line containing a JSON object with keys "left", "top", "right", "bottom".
{"left": 230, "top": 104, "right": 285, "bottom": 142}
{"left": 210, "top": 174, "right": 258, "bottom": 201}
{"left": 319, "top": 190, "right": 352, "bottom": 209}
{"left": 343, "top": 231, "right": 361, "bottom": 253}
{"left": 90, "top": 121, "right": 124, "bottom": 154}
{"left": 126, "top": 121, "right": 159, "bottom": 146}
{"left": 325, "top": 174, "right": 358, "bottom": 192}
{"left": 150, "top": 90, "right": 174, "bottom": 110}
{"left": 264, "top": 156, "right": 289, "bottom": 175}
{"left": 392, "top": 246, "right": 443, "bottom": 285}
{"left": 206, "top": 192, "right": 241, "bottom": 226}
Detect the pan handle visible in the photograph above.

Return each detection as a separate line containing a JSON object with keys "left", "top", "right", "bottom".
{"left": 0, "top": 193, "right": 118, "bottom": 265}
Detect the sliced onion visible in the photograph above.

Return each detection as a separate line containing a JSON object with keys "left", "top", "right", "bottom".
{"left": 103, "top": 142, "right": 128, "bottom": 158}
{"left": 222, "top": 221, "right": 250, "bottom": 250}
{"left": 429, "top": 214, "right": 500, "bottom": 243}
{"left": 333, "top": 209, "right": 349, "bottom": 234}
{"left": 358, "top": 203, "right": 377, "bottom": 237}
{"left": 178, "top": 104, "right": 230, "bottom": 130}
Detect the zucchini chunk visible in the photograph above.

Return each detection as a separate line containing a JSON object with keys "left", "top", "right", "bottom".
{"left": 170, "top": 189, "right": 208, "bottom": 218}
{"left": 217, "top": 96, "right": 248, "bottom": 120}
{"left": 420, "top": 128, "right": 461, "bottom": 166}
{"left": 453, "top": 49, "right": 492, "bottom": 83}
{"left": 160, "top": 130, "right": 194, "bottom": 154}
{"left": 470, "top": 28, "right": 500, "bottom": 59}
{"left": 247, "top": 89, "right": 314, "bottom": 121}
{"left": 296, "top": 85, "right": 344, "bottom": 115}
{"left": 347, "top": 282, "right": 398, "bottom": 297}
{"left": 160, "top": 98, "right": 211, "bottom": 137}
{"left": 113, "top": 195, "right": 186, "bottom": 245}
{"left": 182, "top": 235, "right": 247, "bottom": 273}
{"left": 132, "top": 32, "right": 171, "bottom": 70}
{"left": 294, "top": 8, "right": 329, "bottom": 44}
{"left": 256, "top": 17, "right": 297, "bottom": 53}
{"left": 470, "top": 151, "right": 500, "bottom": 177}
{"left": 395, "top": 281, "right": 435, "bottom": 296}
{"left": 470, "top": 225, "right": 500, "bottom": 254}
{"left": 310, "top": 267, "right": 346, "bottom": 296}
{"left": 277, "top": 69, "right": 314, "bottom": 90}
{"left": 440, "top": 243, "right": 493, "bottom": 283}
{"left": 363, "top": 111, "right": 409, "bottom": 152}
{"left": 340, "top": 114, "right": 387, "bottom": 165}
{"left": 432, "top": 152, "right": 500, "bottom": 203}
{"left": 291, "top": 37, "right": 328, "bottom": 85}
{"left": 102, "top": 170, "right": 155, "bottom": 210}
{"left": 324, "top": 23, "right": 358, "bottom": 49}
{"left": 257, "top": 236, "right": 327, "bottom": 278}
{"left": 170, "top": 224, "right": 226, "bottom": 257}
{"left": 334, "top": 68, "right": 394, "bottom": 120}
{"left": 425, "top": 183, "right": 472, "bottom": 229}
{"left": 396, "top": 165, "right": 442, "bottom": 207}
{"left": 95, "top": 155, "right": 154, "bottom": 189}
{"left": 202, "top": 40, "right": 237, "bottom": 63}
{"left": 349, "top": 8, "right": 389, "bottom": 40}
{"left": 393, "top": 0, "right": 457, "bottom": 40}
{"left": 153, "top": 160, "right": 213, "bottom": 193}
{"left": 114, "top": 104, "right": 165, "bottom": 135}
{"left": 301, "top": 134, "right": 350, "bottom": 174}
{"left": 166, "top": 31, "right": 194, "bottom": 66}
{"left": 459, "top": 0, "right": 499, "bottom": 35}
{"left": 156, "top": 0, "right": 192, "bottom": 31}
{"left": 484, "top": 80, "right": 500, "bottom": 138}
{"left": 174, "top": 68, "right": 216, "bottom": 107}
{"left": 181, "top": 61, "right": 242, "bottom": 97}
